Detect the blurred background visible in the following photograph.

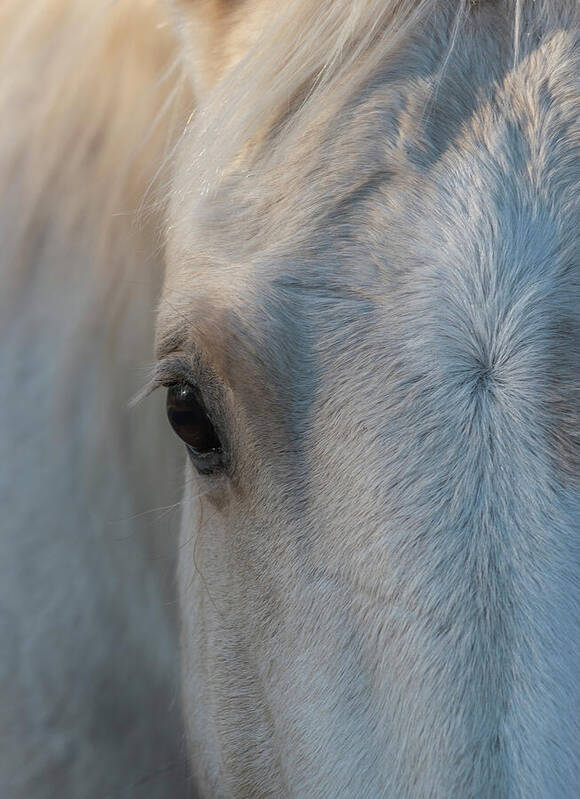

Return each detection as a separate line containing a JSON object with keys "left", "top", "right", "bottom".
{"left": 0, "top": 1, "right": 196, "bottom": 796}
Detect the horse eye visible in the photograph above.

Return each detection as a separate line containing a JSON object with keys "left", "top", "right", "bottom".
{"left": 166, "top": 383, "right": 223, "bottom": 472}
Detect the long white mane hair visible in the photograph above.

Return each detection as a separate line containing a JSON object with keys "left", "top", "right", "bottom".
{"left": 0, "top": 2, "right": 193, "bottom": 796}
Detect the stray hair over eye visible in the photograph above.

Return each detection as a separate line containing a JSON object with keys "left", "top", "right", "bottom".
{"left": 165, "top": 382, "right": 224, "bottom": 474}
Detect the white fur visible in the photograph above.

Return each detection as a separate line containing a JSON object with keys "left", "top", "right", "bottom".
{"left": 0, "top": 2, "right": 192, "bottom": 796}
{"left": 165, "top": 1, "right": 580, "bottom": 796}
{"left": 2, "top": 1, "right": 578, "bottom": 797}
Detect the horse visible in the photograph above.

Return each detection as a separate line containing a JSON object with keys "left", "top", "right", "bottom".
{"left": 1, "top": 0, "right": 578, "bottom": 797}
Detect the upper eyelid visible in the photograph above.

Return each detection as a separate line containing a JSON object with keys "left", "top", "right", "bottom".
{"left": 154, "top": 354, "right": 198, "bottom": 387}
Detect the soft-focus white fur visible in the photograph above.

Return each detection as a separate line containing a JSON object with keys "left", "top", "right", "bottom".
{"left": 0, "top": 2, "right": 193, "bottom": 796}
{"left": 2, "top": 0, "right": 578, "bottom": 797}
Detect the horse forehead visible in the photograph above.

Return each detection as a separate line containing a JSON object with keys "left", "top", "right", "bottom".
{"left": 162, "top": 28, "right": 579, "bottom": 370}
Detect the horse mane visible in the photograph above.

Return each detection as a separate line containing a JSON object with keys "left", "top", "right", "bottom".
{"left": 0, "top": 0, "right": 192, "bottom": 463}
{"left": 2, "top": 0, "right": 575, "bottom": 258}
{"left": 188, "top": 0, "right": 578, "bottom": 195}
{"left": 0, "top": 5, "right": 195, "bottom": 794}
{"left": 0, "top": 0, "right": 196, "bottom": 586}
{"left": 0, "top": 0, "right": 190, "bottom": 281}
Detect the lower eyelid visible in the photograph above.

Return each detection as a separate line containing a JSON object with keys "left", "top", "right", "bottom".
{"left": 186, "top": 446, "right": 225, "bottom": 476}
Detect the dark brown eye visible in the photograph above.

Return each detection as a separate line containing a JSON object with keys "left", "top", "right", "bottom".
{"left": 166, "top": 383, "right": 223, "bottom": 472}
